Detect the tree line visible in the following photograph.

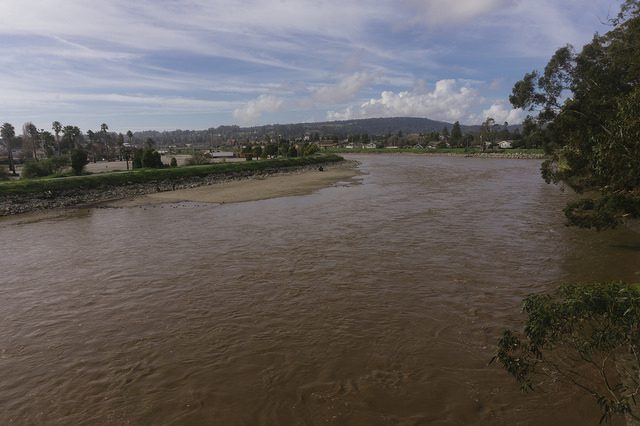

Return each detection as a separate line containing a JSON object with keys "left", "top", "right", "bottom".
{"left": 1, "top": 121, "right": 139, "bottom": 177}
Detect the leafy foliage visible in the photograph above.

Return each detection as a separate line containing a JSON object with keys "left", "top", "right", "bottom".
{"left": 494, "top": 282, "right": 640, "bottom": 423}
{"left": 509, "top": 1, "right": 640, "bottom": 229}
{"left": 22, "top": 156, "right": 70, "bottom": 178}
{"left": 133, "top": 148, "right": 164, "bottom": 168}
{"left": 70, "top": 149, "right": 88, "bottom": 175}
{"left": 185, "top": 151, "right": 208, "bottom": 166}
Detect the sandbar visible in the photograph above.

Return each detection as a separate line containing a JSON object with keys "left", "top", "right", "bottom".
{"left": 112, "top": 160, "right": 361, "bottom": 207}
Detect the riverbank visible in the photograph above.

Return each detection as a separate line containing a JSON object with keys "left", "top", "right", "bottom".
{"left": 0, "top": 156, "right": 349, "bottom": 216}
{"left": 327, "top": 148, "right": 546, "bottom": 159}
{"left": 110, "top": 160, "right": 360, "bottom": 207}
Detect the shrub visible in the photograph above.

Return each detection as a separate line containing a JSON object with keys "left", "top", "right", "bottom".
{"left": 132, "top": 148, "right": 143, "bottom": 169}
{"left": 0, "top": 165, "right": 9, "bottom": 180}
{"left": 303, "top": 143, "right": 319, "bottom": 156}
{"left": 48, "top": 156, "right": 70, "bottom": 173}
{"left": 142, "top": 149, "right": 163, "bottom": 168}
{"left": 133, "top": 148, "right": 164, "bottom": 168}
{"left": 21, "top": 156, "right": 70, "bottom": 178}
{"left": 22, "top": 160, "right": 51, "bottom": 178}
{"left": 170, "top": 157, "right": 178, "bottom": 168}
{"left": 186, "top": 151, "right": 208, "bottom": 166}
{"left": 70, "top": 149, "right": 88, "bottom": 175}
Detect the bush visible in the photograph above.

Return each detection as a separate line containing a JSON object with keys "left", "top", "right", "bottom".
{"left": 132, "top": 148, "right": 143, "bottom": 169}
{"left": 170, "top": 157, "right": 178, "bottom": 168}
{"left": 22, "top": 160, "right": 51, "bottom": 178}
{"left": 22, "top": 156, "right": 70, "bottom": 178}
{"left": 186, "top": 151, "right": 208, "bottom": 166}
{"left": 142, "top": 149, "right": 163, "bottom": 168}
{"left": 70, "top": 149, "right": 88, "bottom": 175}
{"left": 303, "top": 143, "right": 319, "bottom": 156}
{"left": 0, "top": 165, "right": 9, "bottom": 180}
{"left": 48, "top": 156, "right": 70, "bottom": 173}
{"left": 133, "top": 148, "right": 164, "bottom": 168}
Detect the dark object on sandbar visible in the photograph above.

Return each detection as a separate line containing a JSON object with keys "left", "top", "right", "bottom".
{"left": 318, "top": 166, "right": 324, "bottom": 172}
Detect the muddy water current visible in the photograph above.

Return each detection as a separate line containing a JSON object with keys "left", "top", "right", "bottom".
{"left": 1, "top": 154, "right": 639, "bottom": 425}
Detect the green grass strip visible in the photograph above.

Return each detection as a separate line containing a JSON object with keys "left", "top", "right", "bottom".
{"left": 0, "top": 154, "right": 344, "bottom": 196}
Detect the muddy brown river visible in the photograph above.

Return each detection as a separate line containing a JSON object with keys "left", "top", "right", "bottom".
{"left": 1, "top": 154, "right": 639, "bottom": 425}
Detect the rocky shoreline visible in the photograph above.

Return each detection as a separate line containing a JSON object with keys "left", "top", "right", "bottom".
{"left": 0, "top": 162, "right": 342, "bottom": 217}
{"left": 460, "top": 152, "right": 546, "bottom": 159}
{"left": 414, "top": 152, "right": 547, "bottom": 159}
{"left": 336, "top": 150, "right": 547, "bottom": 159}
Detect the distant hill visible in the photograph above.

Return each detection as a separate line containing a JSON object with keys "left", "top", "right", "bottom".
{"left": 135, "top": 117, "right": 515, "bottom": 146}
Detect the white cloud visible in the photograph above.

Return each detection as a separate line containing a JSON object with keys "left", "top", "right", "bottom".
{"left": 327, "top": 79, "right": 479, "bottom": 122}
{"left": 310, "top": 72, "right": 374, "bottom": 104}
{"left": 478, "top": 102, "right": 525, "bottom": 125}
{"left": 409, "top": 0, "right": 505, "bottom": 25}
{"left": 0, "top": 0, "right": 618, "bottom": 130}
{"left": 232, "top": 95, "right": 285, "bottom": 126}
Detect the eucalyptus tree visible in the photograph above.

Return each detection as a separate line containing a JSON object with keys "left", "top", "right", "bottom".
{"left": 508, "top": 0, "right": 640, "bottom": 229}
{"left": 450, "top": 121, "right": 462, "bottom": 147}
{"left": 495, "top": 3, "right": 640, "bottom": 422}
{"left": 479, "top": 117, "right": 496, "bottom": 151}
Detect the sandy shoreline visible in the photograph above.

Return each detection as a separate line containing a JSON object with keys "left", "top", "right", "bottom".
{"left": 110, "top": 160, "right": 361, "bottom": 207}
{"left": 0, "top": 159, "right": 359, "bottom": 219}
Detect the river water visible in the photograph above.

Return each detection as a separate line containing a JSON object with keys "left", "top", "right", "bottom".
{"left": 1, "top": 154, "right": 639, "bottom": 425}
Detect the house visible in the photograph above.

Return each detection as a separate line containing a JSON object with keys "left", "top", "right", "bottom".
{"left": 364, "top": 142, "right": 377, "bottom": 149}
{"left": 318, "top": 140, "right": 338, "bottom": 149}
{"left": 498, "top": 140, "right": 513, "bottom": 149}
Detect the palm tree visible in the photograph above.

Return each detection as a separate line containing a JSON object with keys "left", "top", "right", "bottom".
{"left": 126, "top": 130, "right": 133, "bottom": 145}
{"left": 22, "top": 122, "right": 39, "bottom": 161}
{"left": 1, "top": 122, "right": 17, "bottom": 175}
{"left": 52, "top": 121, "right": 62, "bottom": 155}
{"left": 62, "top": 125, "right": 81, "bottom": 150}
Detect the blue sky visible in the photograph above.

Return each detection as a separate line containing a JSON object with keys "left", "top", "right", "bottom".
{"left": 0, "top": 0, "right": 622, "bottom": 133}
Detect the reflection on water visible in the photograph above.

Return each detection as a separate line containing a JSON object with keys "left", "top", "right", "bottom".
{"left": 1, "top": 154, "right": 638, "bottom": 424}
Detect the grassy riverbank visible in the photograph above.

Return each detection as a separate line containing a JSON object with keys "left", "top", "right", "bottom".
{"left": 0, "top": 154, "right": 343, "bottom": 196}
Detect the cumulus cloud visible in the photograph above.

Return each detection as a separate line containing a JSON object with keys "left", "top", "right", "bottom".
{"left": 478, "top": 102, "right": 525, "bottom": 125}
{"left": 327, "top": 80, "right": 524, "bottom": 124}
{"left": 233, "top": 95, "right": 284, "bottom": 126}
{"left": 327, "top": 79, "right": 478, "bottom": 122}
